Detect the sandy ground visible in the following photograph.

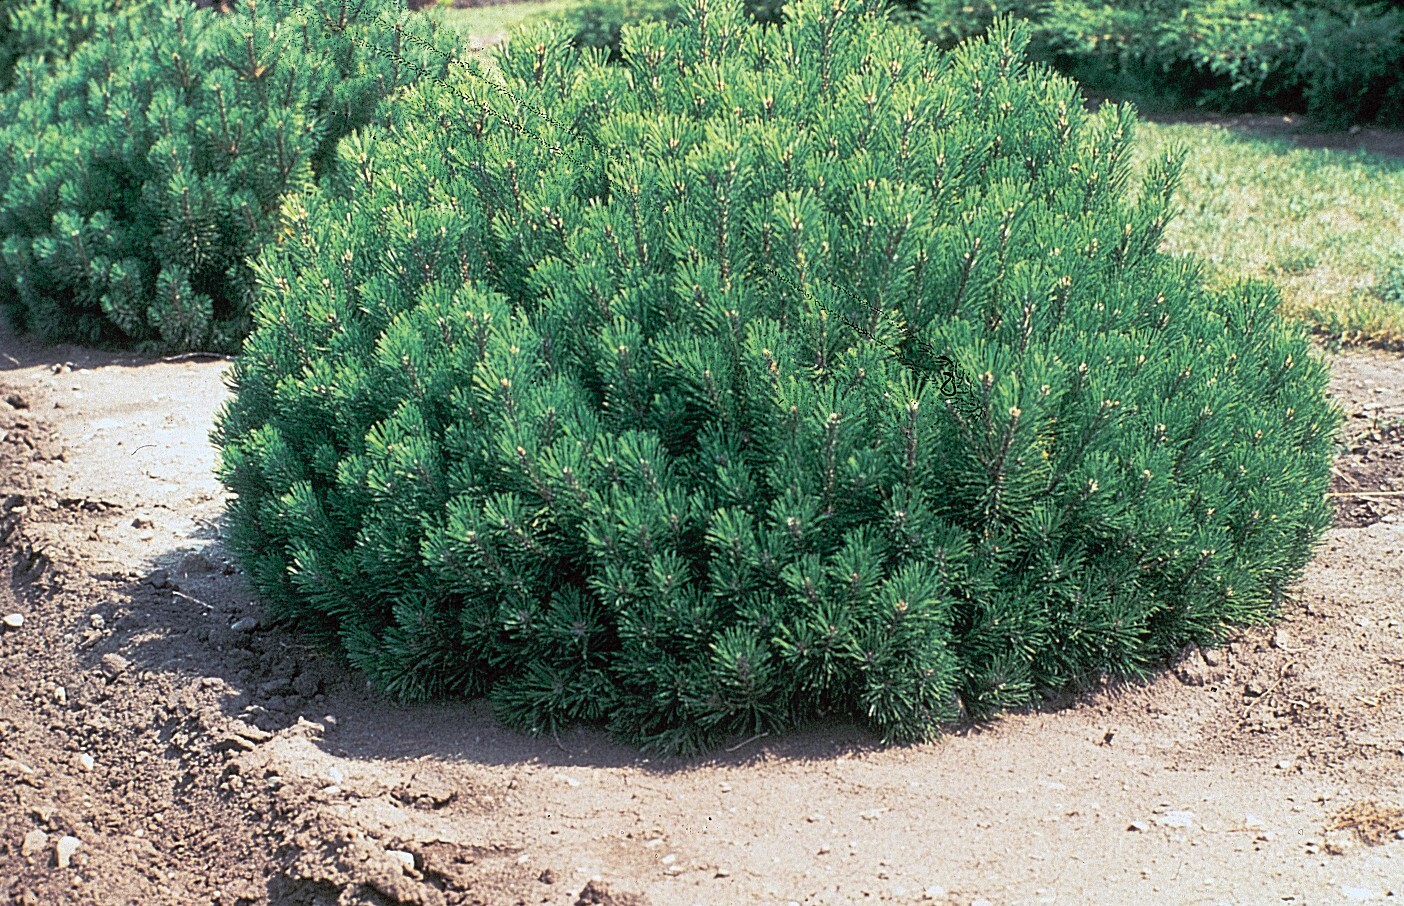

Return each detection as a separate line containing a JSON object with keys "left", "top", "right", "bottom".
{"left": 1, "top": 315, "right": 1403, "bottom": 906}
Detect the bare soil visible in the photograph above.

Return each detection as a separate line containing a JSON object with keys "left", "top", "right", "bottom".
{"left": 1139, "top": 110, "right": 1404, "bottom": 161}
{"left": 1082, "top": 98, "right": 1404, "bottom": 161}
{"left": 2, "top": 318, "right": 1404, "bottom": 906}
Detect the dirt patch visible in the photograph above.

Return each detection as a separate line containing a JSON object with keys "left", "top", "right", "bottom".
{"left": 1328, "top": 350, "right": 1404, "bottom": 528}
{"left": 3, "top": 324, "right": 1404, "bottom": 904}
{"left": 1086, "top": 96, "right": 1404, "bottom": 161}
{"left": 1328, "top": 802, "right": 1404, "bottom": 848}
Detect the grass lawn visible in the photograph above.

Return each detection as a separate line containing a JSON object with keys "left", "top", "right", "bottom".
{"left": 431, "top": 0, "right": 1404, "bottom": 350}
{"left": 1137, "top": 122, "right": 1404, "bottom": 351}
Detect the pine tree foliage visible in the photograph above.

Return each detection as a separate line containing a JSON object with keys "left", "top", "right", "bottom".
{"left": 0, "top": 0, "right": 117, "bottom": 90}
{"left": 0, "top": 0, "right": 456, "bottom": 352}
{"left": 215, "top": 0, "right": 1341, "bottom": 754}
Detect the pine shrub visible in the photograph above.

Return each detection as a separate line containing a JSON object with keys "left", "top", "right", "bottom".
{"left": 0, "top": 0, "right": 456, "bottom": 352}
{"left": 0, "top": 0, "right": 117, "bottom": 89}
{"left": 215, "top": 0, "right": 1341, "bottom": 754}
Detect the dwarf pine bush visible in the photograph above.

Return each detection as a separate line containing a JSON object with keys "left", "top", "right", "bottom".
{"left": 0, "top": 0, "right": 455, "bottom": 352}
{"left": 0, "top": 0, "right": 116, "bottom": 89}
{"left": 215, "top": 0, "right": 1340, "bottom": 754}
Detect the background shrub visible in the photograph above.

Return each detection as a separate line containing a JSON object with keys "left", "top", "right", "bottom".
{"left": 562, "top": 0, "right": 920, "bottom": 57}
{"left": 919, "top": 0, "right": 1404, "bottom": 126}
{"left": 1296, "top": 1, "right": 1404, "bottom": 126}
{"left": 0, "top": 0, "right": 455, "bottom": 352}
{"left": 560, "top": 0, "right": 682, "bottom": 58}
{"left": 216, "top": 0, "right": 1340, "bottom": 754}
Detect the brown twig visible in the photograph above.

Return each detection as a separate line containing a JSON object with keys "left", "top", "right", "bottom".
{"left": 1354, "top": 683, "right": 1404, "bottom": 708}
{"left": 171, "top": 590, "right": 213, "bottom": 611}
{"left": 160, "top": 352, "right": 233, "bottom": 363}
{"left": 724, "top": 732, "right": 769, "bottom": 753}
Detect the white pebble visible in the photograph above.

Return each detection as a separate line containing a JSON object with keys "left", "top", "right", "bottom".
{"left": 55, "top": 835, "right": 80, "bottom": 868}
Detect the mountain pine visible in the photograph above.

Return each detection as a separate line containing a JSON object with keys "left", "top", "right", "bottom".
{"left": 0, "top": 0, "right": 118, "bottom": 89}
{"left": 215, "top": 0, "right": 1341, "bottom": 753}
{"left": 0, "top": 0, "right": 456, "bottom": 352}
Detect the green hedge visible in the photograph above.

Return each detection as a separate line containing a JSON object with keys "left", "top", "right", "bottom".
{"left": 560, "top": 0, "right": 683, "bottom": 60}
{"left": 215, "top": 0, "right": 1340, "bottom": 754}
{"left": 0, "top": 0, "right": 456, "bottom": 352}
{"left": 561, "top": 0, "right": 922, "bottom": 57}
{"left": 919, "top": 0, "right": 1404, "bottom": 126}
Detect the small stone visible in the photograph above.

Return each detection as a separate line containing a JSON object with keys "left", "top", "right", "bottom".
{"left": 1127, "top": 820, "right": 1149, "bottom": 832}
{"left": 292, "top": 672, "right": 321, "bottom": 697}
{"left": 714, "top": 868, "right": 731, "bottom": 878}
{"left": 1154, "top": 811, "right": 1195, "bottom": 829}
{"left": 1324, "top": 835, "right": 1352, "bottom": 856}
{"left": 88, "top": 614, "right": 105, "bottom": 630}
{"left": 53, "top": 686, "right": 66, "bottom": 705}
{"left": 78, "top": 753, "right": 94, "bottom": 771}
{"left": 660, "top": 853, "right": 677, "bottom": 865}
{"left": 718, "top": 782, "right": 732, "bottom": 793}
{"left": 230, "top": 721, "right": 272, "bottom": 744}
{"left": 212, "top": 734, "right": 255, "bottom": 754}
{"left": 100, "top": 653, "right": 130, "bottom": 678}
{"left": 5, "top": 393, "right": 29, "bottom": 409}
{"left": 387, "top": 849, "right": 415, "bottom": 872}
{"left": 21, "top": 829, "right": 48, "bottom": 858}
{"left": 1200, "top": 647, "right": 1224, "bottom": 667}
{"left": 817, "top": 845, "right": 831, "bottom": 855}
{"left": 575, "top": 880, "right": 649, "bottom": 906}
{"left": 230, "top": 617, "right": 258, "bottom": 633}
{"left": 55, "top": 835, "right": 80, "bottom": 868}
{"left": 179, "top": 552, "right": 215, "bottom": 575}
{"left": 922, "top": 886, "right": 947, "bottom": 900}
{"left": 131, "top": 518, "right": 154, "bottom": 530}
{"left": 537, "top": 868, "right": 556, "bottom": 885}
{"left": 1175, "top": 657, "right": 1212, "bottom": 686}
{"left": 1272, "top": 628, "right": 1292, "bottom": 650}
{"left": 2, "top": 613, "right": 23, "bottom": 629}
